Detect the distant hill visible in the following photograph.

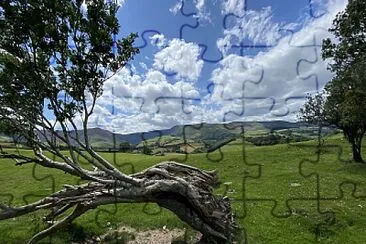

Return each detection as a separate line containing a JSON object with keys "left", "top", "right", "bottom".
{"left": 83, "top": 127, "right": 178, "bottom": 146}
{"left": 0, "top": 121, "right": 338, "bottom": 150}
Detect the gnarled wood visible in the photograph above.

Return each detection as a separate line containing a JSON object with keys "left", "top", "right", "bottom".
{"left": 0, "top": 161, "right": 238, "bottom": 243}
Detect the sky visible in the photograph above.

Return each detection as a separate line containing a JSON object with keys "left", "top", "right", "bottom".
{"left": 84, "top": 0, "right": 348, "bottom": 134}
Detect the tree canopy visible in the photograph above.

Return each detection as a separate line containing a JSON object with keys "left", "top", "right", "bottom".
{"left": 0, "top": 0, "right": 138, "bottom": 135}
{"left": 300, "top": 0, "right": 366, "bottom": 162}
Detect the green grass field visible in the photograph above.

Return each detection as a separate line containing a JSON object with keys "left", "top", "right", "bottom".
{"left": 0, "top": 134, "right": 365, "bottom": 243}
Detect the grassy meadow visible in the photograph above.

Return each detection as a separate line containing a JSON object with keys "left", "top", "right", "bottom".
{"left": 0, "top": 133, "right": 366, "bottom": 243}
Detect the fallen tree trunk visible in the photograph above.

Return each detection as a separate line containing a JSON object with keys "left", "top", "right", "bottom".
{"left": 0, "top": 161, "right": 238, "bottom": 243}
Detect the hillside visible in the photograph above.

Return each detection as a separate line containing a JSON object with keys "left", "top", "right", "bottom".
{"left": 0, "top": 121, "right": 338, "bottom": 151}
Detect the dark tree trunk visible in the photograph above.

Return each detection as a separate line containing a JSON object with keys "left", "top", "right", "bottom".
{"left": 351, "top": 140, "right": 364, "bottom": 163}
{"left": 349, "top": 130, "right": 364, "bottom": 163}
{"left": 344, "top": 128, "right": 364, "bottom": 163}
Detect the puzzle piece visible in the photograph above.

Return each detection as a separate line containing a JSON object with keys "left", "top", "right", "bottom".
{"left": 176, "top": 123, "right": 241, "bottom": 163}
{"left": 134, "top": 30, "right": 179, "bottom": 78}
{"left": 242, "top": 151, "right": 318, "bottom": 218}
{"left": 293, "top": 143, "right": 366, "bottom": 241}
{"left": 177, "top": 0, "right": 224, "bottom": 63}
{"left": 299, "top": 144, "right": 365, "bottom": 199}
{"left": 319, "top": 182, "right": 366, "bottom": 220}
{"left": 235, "top": 141, "right": 342, "bottom": 242}
{"left": 280, "top": 29, "right": 326, "bottom": 113}
{"left": 269, "top": 44, "right": 323, "bottom": 117}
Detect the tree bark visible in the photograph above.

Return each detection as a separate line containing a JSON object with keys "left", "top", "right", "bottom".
{"left": 351, "top": 140, "right": 364, "bottom": 163}
{"left": 0, "top": 161, "right": 239, "bottom": 243}
{"left": 344, "top": 128, "right": 364, "bottom": 163}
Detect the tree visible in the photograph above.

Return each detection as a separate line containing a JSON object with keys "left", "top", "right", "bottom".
{"left": 0, "top": 1, "right": 237, "bottom": 243}
{"left": 299, "top": 92, "right": 327, "bottom": 147}
{"left": 300, "top": 0, "right": 366, "bottom": 163}
{"left": 119, "top": 141, "right": 131, "bottom": 152}
{"left": 142, "top": 142, "right": 152, "bottom": 155}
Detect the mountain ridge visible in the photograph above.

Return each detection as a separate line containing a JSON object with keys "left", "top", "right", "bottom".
{"left": 1, "top": 120, "right": 330, "bottom": 149}
{"left": 69, "top": 120, "right": 308, "bottom": 147}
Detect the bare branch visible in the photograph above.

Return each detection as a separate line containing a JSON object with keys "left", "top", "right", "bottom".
{"left": 27, "top": 204, "right": 89, "bottom": 244}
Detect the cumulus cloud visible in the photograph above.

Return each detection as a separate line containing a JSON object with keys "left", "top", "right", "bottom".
{"left": 170, "top": 0, "right": 211, "bottom": 22}
{"left": 86, "top": 0, "right": 348, "bottom": 133}
{"left": 221, "top": 0, "right": 246, "bottom": 16}
{"left": 217, "top": 6, "right": 296, "bottom": 55}
{"left": 116, "top": 0, "right": 125, "bottom": 7}
{"left": 210, "top": 0, "right": 348, "bottom": 121}
{"left": 153, "top": 39, "right": 204, "bottom": 81}
{"left": 149, "top": 34, "right": 167, "bottom": 49}
{"left": 169, "top": 0, "right": 182, "bottom": 15}
{"left": 193, "top": 0, "right": 211, "bottom": 22}
{"left": 90, "top": 66, "right": 201, "bottom": 133}
{"left": 82, "top": 36, "right": 206, "bottom": 133}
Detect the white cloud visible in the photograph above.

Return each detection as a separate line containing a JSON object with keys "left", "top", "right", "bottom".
{"left": 116, "top": 0, "right": 125, "bottom": 7}
{"left": 153, "top": 39, "right": 204, "bottom": 81}
{"left": 170, "top": 0, "right": 211, "bottom": 22}
{"left": 169, "top": 0, "right": 182, "bottom": 15}
{"left": 222, "top": 0, "right": 246, "bottom": 16}
{"left": 210, "top": 0, "right": 348, "bottom": 122}
{"left": 80, "top": 0, "right": 348, "bottom": 134}
{"left": 88, "top": 36, "right": 206, "bottom": 133}
{"left": 217, "top": 6, "right": 292, "bottom": 55}
{"left": 149, "top": 34, "right": 167, "bottom": 49}
{"left": 81, "top": 0, "right": 126, "bottom": 15}
{"left": 139, "top": 62, "right": 148, "bottom": 70}
{"left": 193, "top": 0, "right": 211, "bottom": 22}
{"left": 91, "top": 67, "right": 201, "bottom": 133}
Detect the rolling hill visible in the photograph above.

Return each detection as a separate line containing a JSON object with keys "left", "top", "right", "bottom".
{"left": 0, "top": 121, "right": 338, "bottom": 150}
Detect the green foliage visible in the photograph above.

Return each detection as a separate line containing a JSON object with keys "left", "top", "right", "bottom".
{"left": 66, "top": 223, "right": 88, "bottom": 242}
{"left": 119, "top": 141, "right": 131, "bottom": 152}
{"left": 245, "top": 133, "right": 285, "bottom": 146}
{"left": 301, "top": 0, "right": 366, "bottom": 162}
{"left": 142, "top": 142, "right": 152, "bottom": 155}
{"left": 322, "top": 0, "right": 366, "bottom": 75}
{"left": 299, "top": 93, "right": 326, "bottom": 126}
{"left": 0, "top": 0, "right": 139, "bottom": 132}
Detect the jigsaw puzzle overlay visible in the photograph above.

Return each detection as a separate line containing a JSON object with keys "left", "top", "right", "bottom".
{"left": 1, "top": 0, "right": 365, "bottom": 243}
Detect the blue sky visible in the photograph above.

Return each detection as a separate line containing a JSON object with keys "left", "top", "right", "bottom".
{"left": 81, "top": 0, "right": 348, "bottom": 134}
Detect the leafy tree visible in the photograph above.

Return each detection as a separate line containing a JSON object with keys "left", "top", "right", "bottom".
{"left": 142, "top": 142, "right": 152, "bottom": 155}
{"left": 300, "top": 0, "right": 366, "bottom": 163}
{"left": 0, "top": 1, "right": 237, "bottom": 243}
{"left": 119, "top": 141, "right": 131, "bottom": 152}
{"left": 299, "top": 93, "right": 326, "bottom": 127}
{"left": 299, "top": 92, "right": 327, "bottom": 147}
